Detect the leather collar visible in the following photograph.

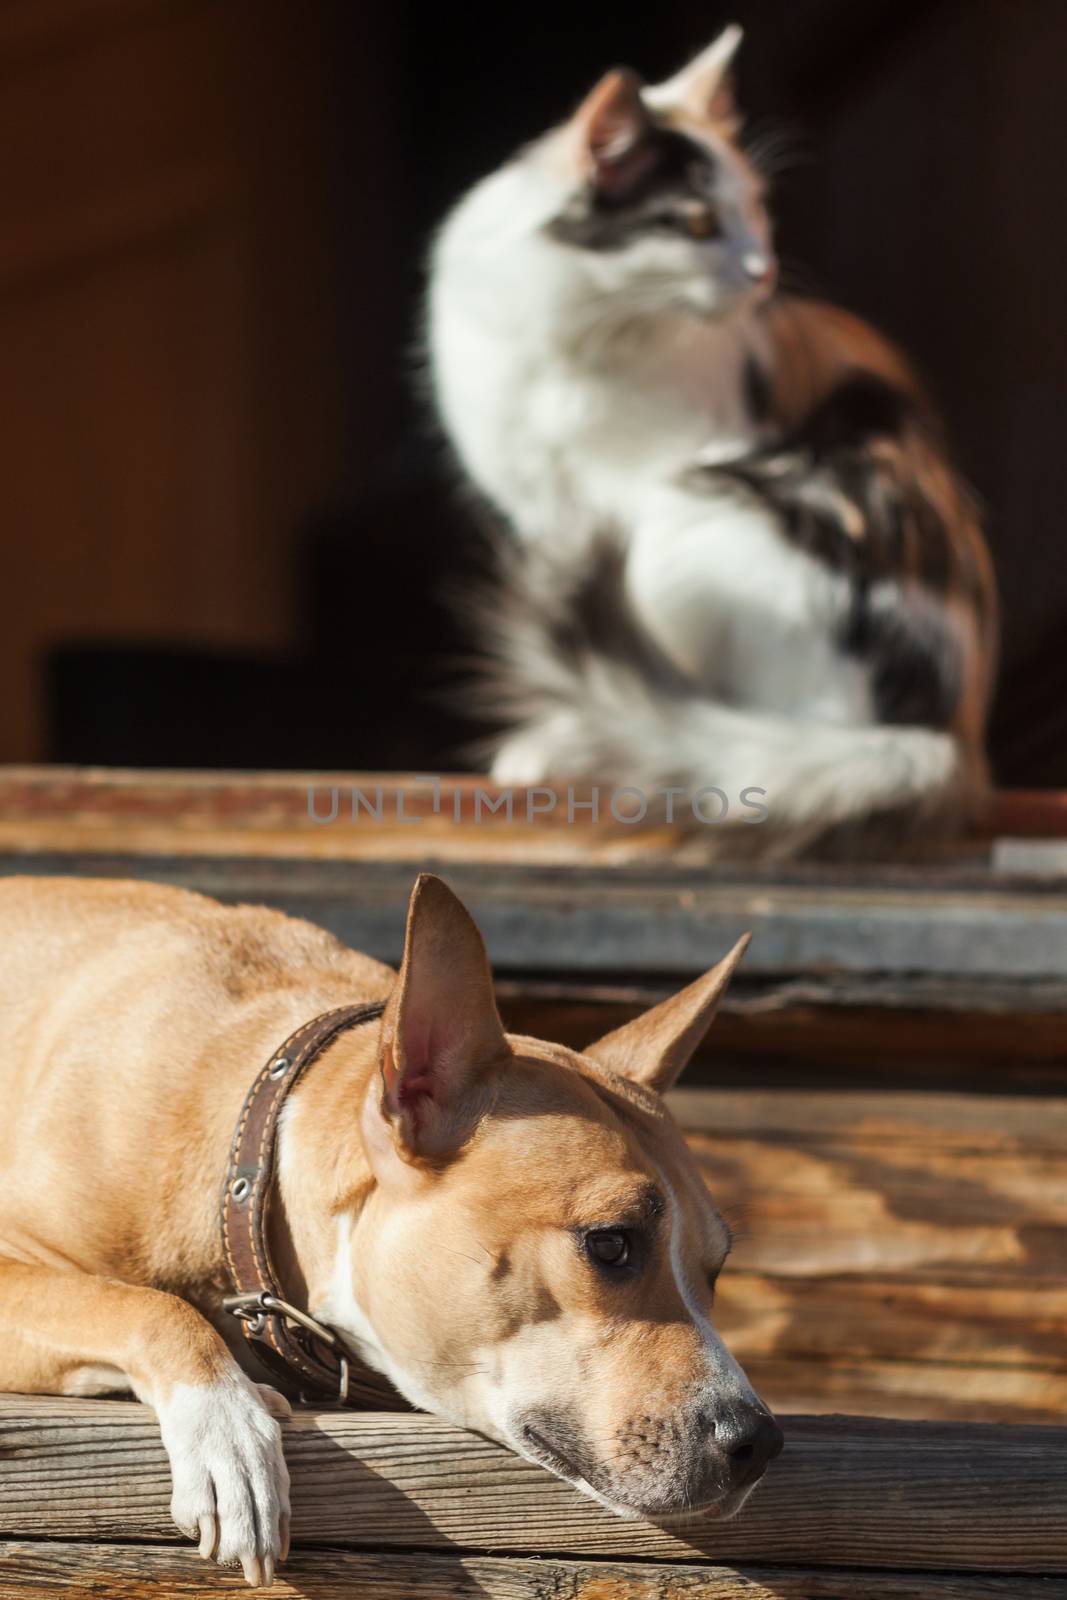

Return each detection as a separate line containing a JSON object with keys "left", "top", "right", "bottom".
{"left": 220, "top": 999, "right": 397, "bottom": 1405}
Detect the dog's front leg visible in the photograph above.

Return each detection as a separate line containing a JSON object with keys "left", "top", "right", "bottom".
{"left": 0, "top": 1261, "right": 289, "bottom": 1587}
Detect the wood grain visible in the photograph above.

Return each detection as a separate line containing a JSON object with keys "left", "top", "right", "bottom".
{"left": 0, "top": 770, "right": 711, "bottom": 864}
{"left": 10, "top": 839, "right": 1067, "bottom": 1014}
{"left": 690, "top": 1133, "right": 1067, "bottom": 1281}
{"left": 507, "top": 988, "right": 1067, "bottom": 1080}
{"left": 0, "top": 1398, "right": 1064, "bottom": 1572}
{"left": 668, "top": 1086, "right": 1067, "bottom": 1152}
{"left": 736, "top": 1354, "right": 1067, "bottom": 1426}
{"left": 0, "top": 768, "right": 1061, "bottom": 859}
{"left": 8, "top": 773, "right": 1067, "bottom": 1033}
{"left": 677, "top": 1092, "right": 1067, "bottom": 1419}
{"left": 0, "top": 1542, "right": 1060, "bottom": 1599}
{"left": 0, "top": 0, "right": 351, "bottom": 760}
{"left": 717, "top": 1272, "right": 1067, "bottom": 1373}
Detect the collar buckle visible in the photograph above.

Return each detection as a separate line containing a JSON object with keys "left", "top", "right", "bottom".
{"left": 223, "top": 1292, "right": 351, "bottom": 1402}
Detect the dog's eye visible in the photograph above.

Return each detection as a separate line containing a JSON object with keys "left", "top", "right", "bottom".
{"left": 586, "top": 1229, "right": 631, "bottom": 1267}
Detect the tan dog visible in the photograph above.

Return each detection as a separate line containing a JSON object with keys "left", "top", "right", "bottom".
{"left": 0, "top": 872, "right": 781, "bottom": 1586}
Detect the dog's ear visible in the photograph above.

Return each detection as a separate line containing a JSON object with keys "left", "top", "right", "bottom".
{"left": 584, "top": 934, "right": 750, "bottom": 1093}
{"left": 370, "top": 873, "right": 508, "bottom": 1163}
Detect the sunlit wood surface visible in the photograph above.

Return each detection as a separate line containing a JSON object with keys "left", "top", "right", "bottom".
{"left": 2, "top": 766, "right": 1064, "bottom": 1428}
{"left": 0, "top": 1397, "right": 1064, "bottom": 1596}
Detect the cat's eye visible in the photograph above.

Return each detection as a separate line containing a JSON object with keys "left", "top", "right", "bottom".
{"left": 685, "top": 207, "right": 720, "bottom": 240}
{"left": 585, "top": 1229, "right": 632, "bottom": 1268}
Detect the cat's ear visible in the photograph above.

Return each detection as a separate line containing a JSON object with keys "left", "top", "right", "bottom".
{"left": 650, "top": 25, "right": 743, "bottom": 131}
{"left": 568, "top": 67, "right": 656, "bottom": 197}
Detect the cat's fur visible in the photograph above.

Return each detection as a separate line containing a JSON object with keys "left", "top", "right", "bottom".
{"left": 427, "top": 27, "right": 997, "bottom": 852}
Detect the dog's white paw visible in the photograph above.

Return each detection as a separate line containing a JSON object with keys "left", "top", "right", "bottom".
{"left": 157, "top": 1370, "right": 291, "bottom": 1587}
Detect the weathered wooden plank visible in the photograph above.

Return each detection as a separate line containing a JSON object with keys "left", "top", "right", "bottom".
{"left": 738, "top": 1355, "right": 1067, "bottom": 1426}
{"left": 509, "top": 979, "right": 1067, "bottom": 1076}
{"left": 684, "top": 1117, "right": 1067, "bottom": 1409}
{"left": 0, "top": 769, "right": 668, "bottom": 867}
{"left": 504, "top": 988, "right": 1067, "bottom": 1074}
{"left": 689, "top": 1133, "right": 1067, "bottom": 1280}
{"left": 0, "top": 1542, "right": 1059, "bottom": 1599}
{"left": 1, "top": 766, "right": 1063, "bottom": 859}
{"left": 0, "top": 1398, "right": 1064, "bottom": 1571}
{"left": 716, "top": 1272, "right": 1067, "bottom": 1375}
{"left": 665, "top": 1082, "right": 1067, "bottom": 1417}
{"left": 680, "top": 1082, "right": 1067, "bottom": 1417}
{"left": 7, "top": 850, "right": 1067, "bottom": 984}
{"left": 668, "top": 1085, "right": 1067, "bottom": 1151}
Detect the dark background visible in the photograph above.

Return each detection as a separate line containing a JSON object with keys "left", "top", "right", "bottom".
{"left": 5, "top": 0, "right": 1066, "bottom": 782}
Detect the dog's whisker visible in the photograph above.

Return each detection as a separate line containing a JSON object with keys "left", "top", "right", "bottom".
{"left": 408, "top": 1358, "right": 491, "bottom": 1379}
{"left": 440, "top": 1244, "right": 488, "bottom": 1268}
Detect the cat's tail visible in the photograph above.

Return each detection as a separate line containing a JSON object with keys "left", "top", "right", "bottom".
{"left": 472, "top": 554, "right": 979, "bottom": 851}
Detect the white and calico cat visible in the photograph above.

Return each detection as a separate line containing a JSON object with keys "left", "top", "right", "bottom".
{"left": 427, "top": 26, "right": 997, "bottom": 851}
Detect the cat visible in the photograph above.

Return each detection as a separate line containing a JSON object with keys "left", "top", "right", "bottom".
{"left": 426, "top": 26, "right": 998, "bottom": 853}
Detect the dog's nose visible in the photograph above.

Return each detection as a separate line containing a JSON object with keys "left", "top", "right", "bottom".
{"left": 718, "top": 1409, "right": 784, "bottom": 1489}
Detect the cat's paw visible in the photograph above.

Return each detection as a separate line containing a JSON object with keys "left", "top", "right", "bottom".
{"left": 490, "top": 720, "right": 587, "bottom": 789}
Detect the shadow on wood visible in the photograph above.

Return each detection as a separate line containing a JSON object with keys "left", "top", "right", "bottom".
{"left": 0, "top": 1398, "right": 1065, "bottom": 1575}
{"left": 2, "top": 1542, "right": 1064, "bottom": 1598}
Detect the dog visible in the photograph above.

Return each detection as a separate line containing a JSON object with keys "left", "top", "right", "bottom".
{"left": 0, "top": 871, "right": 782, "bottom": 1586}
